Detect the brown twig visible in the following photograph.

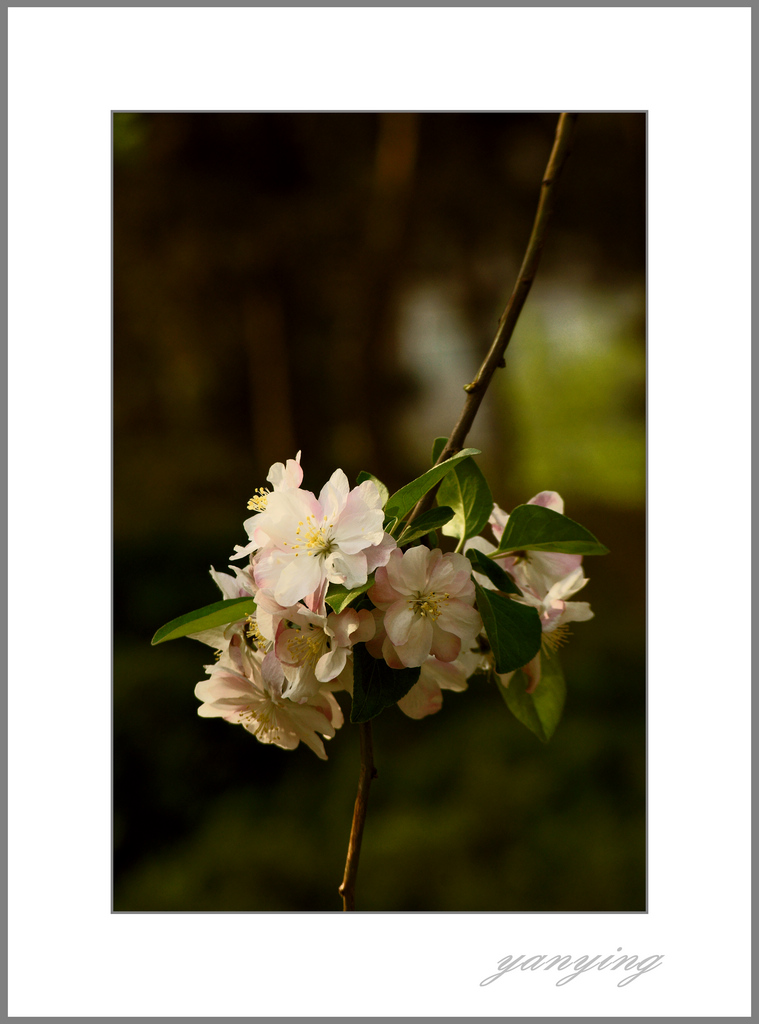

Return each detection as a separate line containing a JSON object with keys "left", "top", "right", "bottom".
{"left": 410, "top": 112, "right": 579, "bottom": 522}
{"left": 339, "top": 721, "right": 376, "bottom": 911}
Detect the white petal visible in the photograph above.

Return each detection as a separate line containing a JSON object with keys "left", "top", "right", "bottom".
{"left": 396, "top": 544, "right": 435, "bottom": 593}
{"left": 274, "top": 554, "right": 324, "bottom": 606}
{"left": 558, "top": 601, "right": 594, "bottom": 624}
{"left": 528, "top": 491, "right": 564, "bottom": 514}
{"left": 397, "top": 677, "right": 443, "bottom": 719}
{"left": 395, "top": 615, "right": 433, "bottom": 667}
{"left": 317, "top": 469, "right": 350, "bottom": 520}
{"left": 384, "top": 601, "right": 416, "bottom": 646}
{"left": 437, "top": 599, "right": 483, "bottom": 643}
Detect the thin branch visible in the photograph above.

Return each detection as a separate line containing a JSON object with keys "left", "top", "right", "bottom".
{"left": 338, "top": 113, "right": 578, "bottom": 912}
{"left": 410, "top": 112, "right": 579, "bottom": 521}
{"left": 339, "top": 721, "right": 376, "bottom": 911}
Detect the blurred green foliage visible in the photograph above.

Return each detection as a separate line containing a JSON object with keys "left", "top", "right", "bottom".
{"left": 114, "top": 112, "right": 645, "bottom": 912}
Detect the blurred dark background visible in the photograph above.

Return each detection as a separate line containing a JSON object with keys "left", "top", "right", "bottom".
{"left": 114, "top": 112, "right": 645, "bottom": 912}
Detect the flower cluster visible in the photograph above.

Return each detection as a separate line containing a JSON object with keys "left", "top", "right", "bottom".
{"left": 185, "top": 454, "right": 596, "bottom": 757}
{"left": 466, "top": 491, "right": 594, "bottom": 692}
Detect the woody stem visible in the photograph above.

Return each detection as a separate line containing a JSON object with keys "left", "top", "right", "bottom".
{"left": 338, "top": 721, "right": 376, "bottom": 911}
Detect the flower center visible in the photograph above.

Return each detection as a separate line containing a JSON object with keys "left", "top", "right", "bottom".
{"left": 291, "top": 515, "right": 335, "bottom": 558}
{"left": 286, "top": 626, "right": 327, "bottom": 666}
{"left": 410, "top": 591, "right": 449, "bottom": 620}
{"left": 237, "top": 701, "right": 283, "bottom": 739}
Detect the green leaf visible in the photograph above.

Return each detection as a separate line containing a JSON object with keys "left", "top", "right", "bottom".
{"left": 466, "top": 548, "right": 520, "bottom": 595}
{"left": 356, "top": 470, "right": 389, "bottom": 508}
{"left": 431, "top": 437, "right": 493, "bottom": 543}
{"left": 151, "top": 597, "right": 256, "bottom": 645}
{"left": 350, "top": 643, "right": 421, "bottom": 723}
{"left": 496, "top": 651, "right": 566, "bottom": 743}
{"left": 474, "top": 582, "right": 542, "bottom": 674}
{"left": 325, "top": 578, "right": 374, "bottom": 614}
{"left": 384, "top": 447, "right": 482, "bottom": 524}
{"left": 397, "top": 506, "right": 455, "bottom": 547}
{"left": 495, "top": 503, "right": 609, "bottom": 556}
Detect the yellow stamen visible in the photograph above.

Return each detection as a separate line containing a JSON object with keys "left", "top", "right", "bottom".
{"left": 410, "top": 591, "right": 445, "bottom": 621}
{"left": 542, "top": 623, "right": 572, "bottom": 655}
{"left": 243, "top": 615, "right": 269, "bottom": 651}
{"left": 247, "top": 487, "right": 270, "bottom": 511}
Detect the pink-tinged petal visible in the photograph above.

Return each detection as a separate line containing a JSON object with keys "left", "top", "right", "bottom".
{"left": 332, "top": 509, "right": 385, "bottom": 554}
{"left": 187, "top": 625, "right": 235, "bottom": 649}
{"left": 325, "top": 691, "right": 344, "bottom": 728}
{"left": 229, "top": 563, "right": 257, "bottom": 597}
{"left": 545, "top": 567, "right": 587, "bottom": 604}
{"left": 244, "top": 718, "right": 301, "bottom": 751}
{"left": 429, "top": 623, "right": 461, "bottom": 663}
{"left": 558, "top": 601, "right": 593, "bottom": 624}
{"left": 253, "top": 548, "right": 297, "bottom": 593}
{"left": 541, "top": 603, "right": 564, "bottom": 630}
{"left": 274, "top": 553, "right": 323, "bottom": 606}
{"left": 253, "top": 488, "right": 320, "bottom": 548}
{"left": 397, "top": 677, "right": 443, "bottom": 720}
{"left": 315, "top": 645, "right": 348, "bottom": 682}
{"left": 317, "top": 469, "right": 350, "bottom": 521}
{"left": 261, "top": 650, "right": 285, "bottom": 698}
{"left": 422, "top": 656, "right": 468, "bottom": 692}
{"left": 289, "top": 701, "right": 337, "bottom": 739}
{"left": 522, "top": 653, "right": 542, "bottom": 694}
{"left": 326, "top": 549, "right": 368, "bottom": 589}
{"left": 194, "top": 670, "right": 257, "bottom": 705}
{"left": 323, "top": 659, "right": 354, "bottom": 695}
{"left": 530, "top": 550, "right": 583, "bottom": 585}
{"left": 352, "top": 609, "right": 376, "bottom": 644}
{"left": 281, "top": 661, "right": 322, "bottom": 703}
{"left": 384, "top": 601, "right": 417, "bottom": 646}
{"left": 276, "top": 626, "right": 318, "bottom": 668}
{"left": 396, "top": 544, "right": 436, "bottom": 593}
{"left": 381, "top": 634, "right": 405, "bottom": 669}
{"left": 253, "top": 591, "right": 297, "bottom": 642}
{"left": 528, "top": 491, "right": 564, "bottom": 514}
{"left": 267, "top": 452, "right": 303, "bottom": 490}
{"left": 257, "top": 706, "right": 327, "bottom": 757}
{"left": 364, "top": 532, "right": 397, "bottom": 573}
{"left": 229, "top": 539, "right": 256, "bottom": 561}
{"left": 447, "top": 570, "right": 476, "bottom": 600}
{"left": 325, "top": 609, "right": 361, "bottom": 647}
{"left": 488, "top": 503, "right": 509, "bottom": 541}
{"left": 395, "top": 615, "right": 433, "bottom": 667}
{"left": 464, "top": 534, "right": 496, "bottom": 555}
{"left": 382, "top": 547, "right": 412, "bottom": 595}
{"left": 225, "top": 635, "right": 246, "bottom": 672}
{"left": 437, "top": 599, "right": 483, "bottom": 642}
{"left": 286, "top": 605, "right": 326, "bottom": 630}
{"left": 343, "top": 478, "right": 384, "bottom": 512}
{"left": 304, "top": 580, "right": 328, "bottom": 614}
{"left": 365, "top": 631, "right": 385, "bottom": 661}
{"left": 209, "top": 566, "right": 243, "bottom": 600}
{"left": 426, "top": 557, "right": 458, "bottom": 592}
{"left": 293, "top": 732, "right": 327, "bottom": 759}
{"left": 307, "top": 689, "right": 344, "bottom": 727}
{"left": 368, "top": 566, "right": 402, "bottom": 607}
{"left": 197, "top": 701, "right": 241, "bottom": 719}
